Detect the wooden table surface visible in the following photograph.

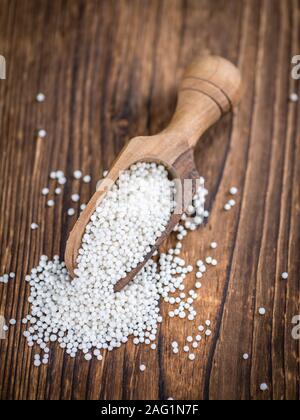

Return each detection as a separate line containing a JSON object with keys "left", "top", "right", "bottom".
{"left": 0, "top": 0, "right": 299, "bottom": 401}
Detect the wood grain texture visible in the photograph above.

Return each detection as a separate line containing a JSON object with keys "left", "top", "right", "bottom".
{"left": 0, "top": 0, "right": 299, "bottom": 400}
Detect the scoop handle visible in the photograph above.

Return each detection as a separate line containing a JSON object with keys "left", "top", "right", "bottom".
{"left": 164, "top": 56, "right": 242, "bottom": 147}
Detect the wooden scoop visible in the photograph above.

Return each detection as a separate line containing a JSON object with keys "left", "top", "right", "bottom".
{"left": 65, "top": 55, "right": 242, "bottom": 291}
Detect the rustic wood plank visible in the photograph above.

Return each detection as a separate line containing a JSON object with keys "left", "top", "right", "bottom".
{"left": 0, "top": 0, "right": 299, "bottom": 400}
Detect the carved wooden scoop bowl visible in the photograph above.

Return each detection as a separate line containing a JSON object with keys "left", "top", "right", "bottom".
{"left": 65, "top": 55, "right": 243, "bottom": 291}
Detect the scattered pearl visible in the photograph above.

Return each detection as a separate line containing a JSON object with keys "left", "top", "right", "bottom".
{"left": 139, "top": 364, "right": 146, "bottom": 372}
{"left": 50, "top": 172, "right": 56, "bottom": 179}
{"left": 67, "top": 208, "right": 75, "bottom": 216}
{"left": 36, "top": 93, "right": 46, "bottom": 102}
{"left": 41, "top": 187, "right": 49, "bottom": 196}
{"left": 9, "top": 319, "right": 16, "bottom": 325}
{"left": 80, "top": 204, "right": 86, "bottom": 211}
{"left": 37, "top": 129, "right": 47, "bottom": 138}
{"left": 73, "top": 170, "right": 82, "bottom": 180}
{"left": 258, "top": 307, "right": 266, "bottom": 316}
{"left": 56, "top": 171, "right": 64, "bottom": 179}
{"left": 2, "top": 274, "right": 9, "bottom": 284}
{"left": 281, "top": 272, "right": 288, "bottom": 280}
{"left": 58, "top": 177, "right": 67, "bottom": 185}
{"left": 9, "top": 272, "right": 15, "bottom": 279}
{"left": 183, "top": 346, "right": 189, "bottom": 352}
{"left": 260, "top": 383, "right": 268, "bottom": 392}
{"left": 224, "top": 203, "right": 231, "bottom": 211}
{"left": 47, "top": 200, "right": 54, "bottom": 207}
{"left": 83, "top": 175, "right": 91, "bottom": 183}
{"left": 229, "top": 187, "right": 238, "bottom": 195}
{"left": 210, "top": 242, "right": 218, "bottom": 249}
{"left": 55, "top": 187, "right": 62, "bottom": 195}
{"left": 289, "top": 92, "right": 299, "bottom": 102}
{"left": 31, "top": 223, "right": 38, "bottom": 230}
{"left": 71, "top": 194, "right": 80, "bottom": 202}
{"left": 243, "top": 353, "right": 249, "bottom": 360}
{"left": 186, "top": 336, "right": 193, "bottom": 343}
{"left": 188, "top": 353, "right": 195, "bottom": 361}
{"left": 205, "top": 330, "right": 212, "bottom": 337}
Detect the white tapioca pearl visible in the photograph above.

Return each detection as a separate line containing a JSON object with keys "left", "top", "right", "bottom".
{"left": 37, "top": 129, "right": 47, "bottom": 138}
{"left": 258, "top": 307, "right": 266, "bottom": 316}
{"left": 67, "top": 208, "right": 75, "bottom": 216}
{"left": 71, "top": 194, "right": 80, "bottom": 202}
{"left": 83, "top": 175, "right": 91, "bottom": 183}
{"left": 73, "top": 170, "right": 82, "bottom": 179}
{"left": 260, "top": 383, "right": 268, "bottom": 392}
{"left": 289, "top": 93, "right": 299, "bottom": 102}
{"left": 36, "top": 93, "right": 46, "bottom": 102}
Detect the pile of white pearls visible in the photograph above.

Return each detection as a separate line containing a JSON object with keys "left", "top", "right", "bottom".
{"left": 75, "top": 163, "right": 175, "bottom": 285}
{"left": 22, "top": 162, "right": 208, "bottom": 363}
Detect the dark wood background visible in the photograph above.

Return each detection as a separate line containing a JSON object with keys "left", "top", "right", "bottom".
{"left": 0, "top": 0, "right": 299, "bottom": 400}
